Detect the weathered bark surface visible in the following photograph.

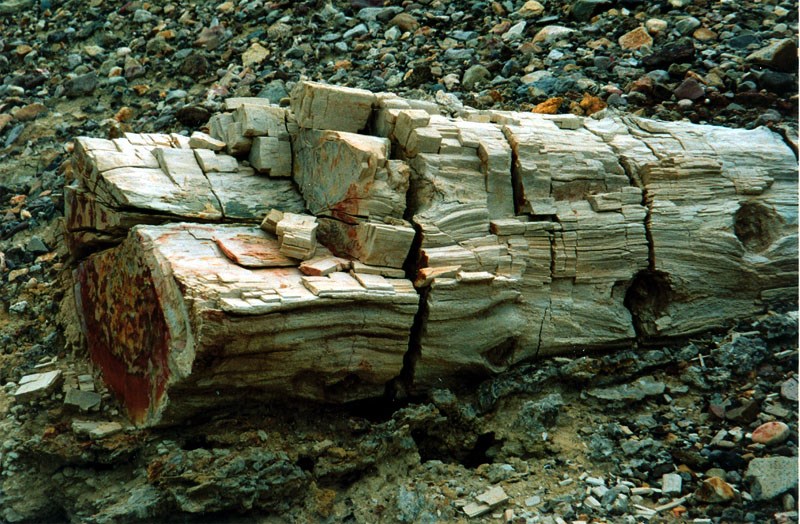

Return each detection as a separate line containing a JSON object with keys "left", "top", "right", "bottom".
{"left": 66, "top": 82, "right": 797, "bottom": 425}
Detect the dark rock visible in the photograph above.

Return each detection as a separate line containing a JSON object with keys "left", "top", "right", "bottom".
{"left": 674, "top": 17, "right": 701, "bottom": 35}
{"left": 10, "top": 70, "right": 47, "bottom": 90}
{"left": 781, "top": 377, "right": 798, "bottom": 402}
{"left": 606, "top": 93, "right": 627, "bottom": 107}
{"left": 724, "top": 398, "right": 760, "bottom": 423}
{"left": 155, "top": 448, "right": 308, "bottom": 513}
{"left": 178, "top": 54, "right": 209, "bottom": 78}
{"left": 258, "top": 79, "right": 289, "bottom": 103}
{"left": 747, "top": 38, "right": 797, "bottom": 72}
{"left": 462, "top": 64, "right": 490, "bottom": 90}
{"left": 756, "top": 70, "right": 796, "bottom": 92}
{"left": 754, "top": 109, "right": 783, "bottom": 127}
{"left": 713, "top": 335, "right": 768, "bottom": 373}
{"left": 706, "top": 449, "right": 746, "bottom": 471}
{"left": 594, "top": 56, "right": 612, "bottom": 70}
{"left": 642, "top": 43, "right": 695, "bottom": 70}
{"left": 4, "top": 123, "right": 25, "bottom": 147}
{"left": 25, "top": 236, "right": 48, "bottom": 255}
{"left": 674, "top": 78, "right": 704, "bottom": 100}
{"left": 571, "top": 0, "right": 610, "bottom": 21}
{"left": 64, "top": 389, "right": 101, "bottom": 411}
{"left": 589, "top": 434, "right": 616, "bottom": 459}
{"left": 176, "top": 106, "right": 211, "bottom": 127}
{"left": 395, "top": 484, "right": 438, "bottom": 523}
{"left": 755, "top": 312, "right": 798, "bottom": 340}
{"left": 728, "top": 33, "right": 760, "bottom": 50}
{"left": 671, "top": 448, "right": 709, "bottom": 470}
{"left": 404, "top": 66, "right": 432, "bottom": 87}
{"left": 64, "top": 72, "right": 98, "bottom": 98}
{"left": 388, "top": 13, "right": 419, "bottom": 33}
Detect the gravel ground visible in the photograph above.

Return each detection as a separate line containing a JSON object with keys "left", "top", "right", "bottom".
{"left": 0, "top": 0, "right": 796, "bottom": 522}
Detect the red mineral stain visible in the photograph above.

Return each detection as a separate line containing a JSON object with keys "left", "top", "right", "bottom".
{"left": 76, "top": 246, "right": 171, "bottom": 425}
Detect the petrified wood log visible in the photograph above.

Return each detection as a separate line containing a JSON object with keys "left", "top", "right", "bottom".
{"left": 67, "top": 81, "right": 798, "bottom": 426}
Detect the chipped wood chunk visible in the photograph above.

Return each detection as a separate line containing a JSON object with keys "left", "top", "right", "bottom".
{"left": 273, "top": 212, "right": 318, "bottom": 260}
{"left": 457, "top": 271, "right": 496, "bottom": 283}
{"left": 208, "top": 112, "right": 234, "bottom": 142}
{"left": 194, "top": 148, "right": 239, "bottom": 173}
{"left": 290, "top": 80, "right": 376, "bottom": 132}
{"left": 395, "top": 109, "right": 431, "bottom": 145}
{"left": 234, "top": 104, "right": 289, "bottom": 138}
{"left": 299, "top": 256, "right": 350, "bottom": 276}
{"left": 351, "top": 261, "right": 406, "bottom": 278}
{"left": 224, "top": 97, "right": 273, "bottom": 111}
{"left": 293, "top": 129, "right": 402, "bottom": 223}
{"left": 189, "top": 130, "right": 226, "bottom": 151}
{"left": 249, "top": 136, "right": 292, "bottom": 177}
{"left": 352, "top": 272, "right": 395, "bottom": 293}
{"left": 414, "top": 265, "right": 460, "bottom": 287}
{"left": 260, "top": 209, "right": 285, "bottom": 234}
{"left": 490, "top": 218, "right": 527, "bottom": 236}
{"left": 225, "top": 122, "right": 252, "bottom": 155}
{"left": 214, "top": 228, "right": 296, "bottom": 268}
{"left": 302, "top": 272, "right": 364, "bottom": 297}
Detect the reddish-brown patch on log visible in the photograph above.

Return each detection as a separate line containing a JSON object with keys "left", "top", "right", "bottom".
{"left": 329, "top": 182, "right": 367, "bottom": 224}
{"left": 76, "top": 245, "right": 171, "bottom": 425}
{"left": 214, "top": 232, "right": 295, "bottom": 267}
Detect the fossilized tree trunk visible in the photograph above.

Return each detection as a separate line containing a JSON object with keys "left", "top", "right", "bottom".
{"left": 65, "top": 82, "right": 798, "bottom": 426}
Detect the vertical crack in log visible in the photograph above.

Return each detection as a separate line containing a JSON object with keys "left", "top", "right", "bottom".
{"left": 387, "top": 286, "right": 428, "bottom": 402}
{"left": 535, "top": 303, "right": 549, "bottom": 360}
{"left": 585, "top": 120, "right": 665, "bottom": 339}
{"left": 502, "top": 125, "right": 525, "bottom": 217}
{"left": 201, "top": 171, "right": 225, "bottom": 219}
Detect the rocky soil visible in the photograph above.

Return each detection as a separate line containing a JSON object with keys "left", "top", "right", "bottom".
{"left": 0, "top": 0, "right": 797, "bottom": 522}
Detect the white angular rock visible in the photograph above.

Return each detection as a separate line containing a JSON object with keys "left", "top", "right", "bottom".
{"left": 15, "top": 370, "right": 62, "bottom": 402}
{"left": 72, "top": 420, "right": 123, "bottom": 439}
